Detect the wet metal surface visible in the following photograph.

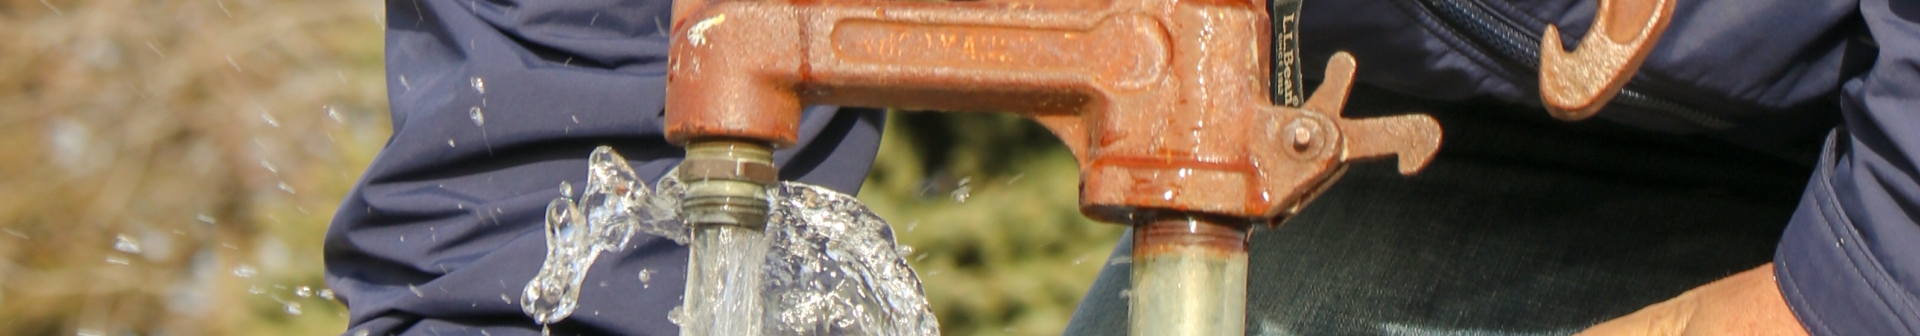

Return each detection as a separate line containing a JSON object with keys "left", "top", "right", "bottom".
{"left": 663, "top": 0, "right": 1444, "bottom": 334}
{"left": 1130, "top": 213, "right": 1250, "bottom": 336}
{"left": 664, "top": 0, "right": 1442, "bottom": 223}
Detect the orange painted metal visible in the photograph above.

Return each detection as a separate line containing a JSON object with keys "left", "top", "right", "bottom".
{"left": 1540, "top": 0, "right": 1676, "bottom": 120}
{"left": 663, "top": 0, "right": 1442, "bottom": 223}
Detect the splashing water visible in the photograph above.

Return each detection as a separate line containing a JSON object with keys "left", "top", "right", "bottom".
{"left": 520, "top": 146, "right": 938, "bottom": 335}
{"left": 113, "top": 234, "right": 142, "bottom": 254}
{"left": 639, "top": 268, "right": 654, "bottom": 289}
{"left": 758, "top": 183, "right": 940, "bottom": 336}
{"left": 950, "top": 177, "right": 972, "bottom": 203}
{"left": 327, "top": 105, "right": 346, "bottom": 122}
{"left": 231, "top": 265, "right": 258, "bottom": 278}
{"left": 519, "top": 198, "right": 594, "bottom": 325}
{"left": 469, "top": 107, "right": 485, "bottom": 126}
{"left": 522, "top": 146, "right": 686, "bottom": 325}
{"left": 468, "top": 106, "right": 496, "bottom": 155}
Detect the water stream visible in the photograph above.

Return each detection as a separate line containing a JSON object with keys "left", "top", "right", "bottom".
{"left": 522, "top": 146, "right": 939, "bottom": 335}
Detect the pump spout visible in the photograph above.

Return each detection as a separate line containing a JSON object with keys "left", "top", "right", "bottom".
{"left": 661, "top": 0, "right": 1443, "bottom": 333}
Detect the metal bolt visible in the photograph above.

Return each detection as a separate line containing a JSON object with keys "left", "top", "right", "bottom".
{"left": 1287, "top": 119, "right": 1318, "bottom": 151}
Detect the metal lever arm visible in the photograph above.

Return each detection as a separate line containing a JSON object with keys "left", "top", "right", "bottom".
{"left": 1307, "top": 54, "right": 1442, "bottom": 174}
{"left": 1266, "top": 53, "right": 1441, "bottom": 218}
{"left": 1539, "top": 0, "right": 1676, "bottom": 120}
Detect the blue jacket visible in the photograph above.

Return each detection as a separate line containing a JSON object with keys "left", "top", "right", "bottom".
{"left": 1295, "top": 0, "right": 1917, "bottom": 334}
{"left": 323, "top": 1, "right": 881, "bottom": 334}
{"left": 327, "top": 0, "right": 1917, "bottom": 334}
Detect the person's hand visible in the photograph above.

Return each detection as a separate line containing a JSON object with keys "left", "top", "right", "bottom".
{"left": 1577, "top": 263, "right": 1808, "bottom": 336}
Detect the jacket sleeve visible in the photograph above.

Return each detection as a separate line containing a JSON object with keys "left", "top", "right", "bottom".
{"left": 1773, "top": 0, "right": 1920, "bottom": 334}
{"left": 322, "top": 0, "right": 884, "bottom": 335}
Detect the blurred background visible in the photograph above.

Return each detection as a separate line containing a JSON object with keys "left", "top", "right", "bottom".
{"left": 0, "top": 0, "right": 1122, "bottom": 335}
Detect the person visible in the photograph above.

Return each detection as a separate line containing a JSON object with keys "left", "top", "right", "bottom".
{"left": 1068, "top": 0, "right": 1916, "bottom": 334}
{"left": 323, "top": 1, "right": 882, "bottom": 334}
{"left": 328, "top": 0, "right": 1917, "bottom": 335}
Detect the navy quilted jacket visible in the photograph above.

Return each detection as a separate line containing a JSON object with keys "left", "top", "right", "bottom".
{"left": 326, "top": 0, "right": 1918, "bottom": 334}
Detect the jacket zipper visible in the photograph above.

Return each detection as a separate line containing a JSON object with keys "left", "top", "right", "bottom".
{"left": 1416, "top": 0, "right": 1738, "bottom": 129}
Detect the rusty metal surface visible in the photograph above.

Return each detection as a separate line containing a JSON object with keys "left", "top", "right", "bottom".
{"left": 1539, "top": 0, "right": 1675, "bottom": 120}
{"left": 1132, "top": 212, "right": 1251, "bottom": 257}
{"left": 664, "top": 0, "right": 1442, "bottom": 223}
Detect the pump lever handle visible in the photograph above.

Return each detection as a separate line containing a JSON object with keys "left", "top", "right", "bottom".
{"left": 1303, "top": 53, "right": 1443, "bottom": 175}
{"left": 1338, "top": 115, "right": 1441, "bottom": 174}
{"left": 1539, "top": 0, "right": 1676, "bottom": 120}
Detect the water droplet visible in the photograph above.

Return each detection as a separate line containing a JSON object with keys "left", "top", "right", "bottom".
{"left": 318, "top": 288, "right": 336, "bottom": 300}
{"left": 470, "top": 107, "right": 485, "bottom": 126}
{"left": 1108, "top": 256, "right": 1132, "bottom": 266}
{"left": 951, "top": 177, "right": 972, "bottom": 203}
{"left": 327, "top": 105, "right": 345, "bottom": 123}
{"left": 559, "top": 181, "right": 573, "bottom": 199}
{"left": 895, "top": 244, "right": 915, "bottom": 258}
{"left": 113, "top": 234, "right": 142, "bottom": 254}
{"left": 232, "top": 264, "right": 258, "bottom": 278}
{"left": 248, "top": 286, "right": 266, "bottom": 295}
{"left": 284, "top": 302, "right": 304, "bottom": 315}
{"left": 409, "top": 284, "right": 425, "bottom": 297}
{"left": 638, "top": 268, "right": 653, "bottom": 284}
{"left": 904, "top": 220, "right": 920, "bottom": 232}
{"left": 277, "top": 182, "right": 296, "bottom": 194}
{"left": 667, "top": 305, "right": 686, "bottom": 326}
{"left": 448, "top": 139, "right": 457, "bottom": 147}
{"left": 260, "top": 112, "right": 280, "bottom": 128}
{"left": 1162, "top": 190, "right": 1174, "bottom": 200}
{"left": 197, "top": 214, "right": 217, "bottom": 224}
{"left": 355, "top": 329, "right": 371, "bottom": 336}
{"left": 295, "top": 286, "right": 312, "bottom": 298}
{"left": 259, "top": 160, "right": 278, "bottom": 174}
{"left": 76, "top": 329, "right": 103, "bottom": 336}
{"left": 471, "top": 77, "right": 486, "bottom": 94}
{"left": 105, "top": 256, "right": 130, "bottom": 265}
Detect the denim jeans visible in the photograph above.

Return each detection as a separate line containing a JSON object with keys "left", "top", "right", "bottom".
{"left": 1062, "top": 89, "right": 1814, "bottom": 335}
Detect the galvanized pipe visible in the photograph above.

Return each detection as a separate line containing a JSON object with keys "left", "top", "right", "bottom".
{"left": 1130, "top": 212, "right": 1252, "bottom": 336}
{"left": 679, "top": 139, "right": 776, "bottom": 336}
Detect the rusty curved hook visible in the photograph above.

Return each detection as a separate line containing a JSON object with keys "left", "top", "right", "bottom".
{"left": 1539, "top": 0, "right": 1676, "bottom": 120}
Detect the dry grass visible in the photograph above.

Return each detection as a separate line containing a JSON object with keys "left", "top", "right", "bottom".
{"left": 0, "top": 0, "right": 386, "bottom": 334}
